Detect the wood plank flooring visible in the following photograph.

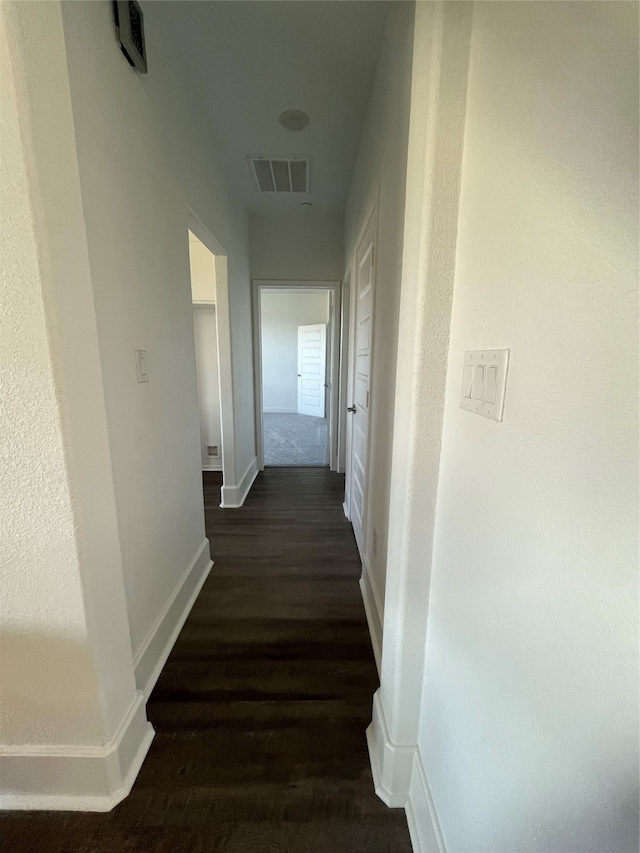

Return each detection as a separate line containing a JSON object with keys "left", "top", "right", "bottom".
{"left": 0, "top": 468, "right": 411, "bottom": 853}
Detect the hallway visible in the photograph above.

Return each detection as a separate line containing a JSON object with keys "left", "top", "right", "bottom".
{"left": 0, "top": 470, "right": 411, "bottom": 853}
{"left": 2, "top": 0, "right": 637, "bottom": 846}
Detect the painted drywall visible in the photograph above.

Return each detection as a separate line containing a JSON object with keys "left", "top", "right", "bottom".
{"left": 188, "top": 232, "right": 216, "bottom": 303}
{"left": 417, "top": 3, "right": 639, "bottom": 851}
{"left": 1, "top": 1, "right": 151, "bottom": 805}
{"left": 0, "top": 5, "right": 104, "bottom": 748}
{"left": 344, "top": 2, "right": 415, "bottom": 612}
{"left": 250, "top": 210, "right": 344, "bottom": 282}
{"left": 59, "top": 0, "right": 255, "bottom": 657}
{"left": 189, "top": 233, "right": 222, "bottom": 470}
{"left": 155, "top": 2, "right": 388, "bottom": 214}
{"left": 193, "top": 307, "right": 222, "bottom": 469}
{"left": 261, "top": 291, "right": 329, "bottom": 412}
{"left": 374, "top": 0, "right": 473, "bottom": 770}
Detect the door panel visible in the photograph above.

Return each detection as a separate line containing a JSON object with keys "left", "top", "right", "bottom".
{"left": 349, "top": 215, "right": 376, "bottom": 558}
{"left": 298, "top": 324, "right": 327, "bottom": 417}
{"left": 355, "top": 376, "right": 368, "bottom": 410}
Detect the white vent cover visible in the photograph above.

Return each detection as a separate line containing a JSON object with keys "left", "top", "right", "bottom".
{"left": 247, "top": 157, "right": 310, "bottom": 193}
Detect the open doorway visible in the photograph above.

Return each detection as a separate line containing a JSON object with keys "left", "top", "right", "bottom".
{"left": 253, "top": 280, "right": 341, "bottom": 470}
{"left": 189, "top": 231, "right": 222, "bottom": 475}
{"left": 262, "top": 290, "right": 329, "bottom": 466}
{"left": 187, "top": 216, "right": 237, "bottom": 507}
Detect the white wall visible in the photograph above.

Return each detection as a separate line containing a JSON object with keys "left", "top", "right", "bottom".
{"left": 193, "top": 307, "right": 222, "bottom": 469}
{"left": 0, "top": 2, "right": 103, "bottom": 750}
{"left": 59, "top": 0, "right": 254, "bottom": 659}
{"left": 1, "top": 1, "right": 152, "bottom": 807}
{"left": 250, "top": 210, "right": 343, "bottom": 281}
{"left": 189, "top": 233, "right": 222, "bottom": 470}
{"left": 419, "top": 4, "right": 639, "bottom": 851}
{"left": 188, "top": 232, "right": 216, "bottom": 303}
{"left": 261, "top": 291, "right": 329, "bottom": 413}
{"left": 367, "top": 5, "right": 474, "bottom": 814}
{"left": 344, "top": 2, "right": 415, "bottom": 618}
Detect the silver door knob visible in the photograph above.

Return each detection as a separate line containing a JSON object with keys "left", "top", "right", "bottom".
{"left": 347, "top": 405, "right": 356, "bottom": 413}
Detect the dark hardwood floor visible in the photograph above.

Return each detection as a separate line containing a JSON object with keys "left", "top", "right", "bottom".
{"left": 0, "top": 468, "right": 411, "bottom": 852}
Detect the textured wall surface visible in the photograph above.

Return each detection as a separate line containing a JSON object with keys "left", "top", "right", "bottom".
{"left": 380, "top": 0, "right": 473, "bottom": 750}
{"left": 420, "top": 3, "right": 639, "bottom": 850}
{"left": 60, "top": 0, "right": 253, "bottom": 655}
{"left": 0, "top": 10, "right": 102, "bottom": 746}
{"left": 0, "top": 2, "right": 128, "bottom": 749}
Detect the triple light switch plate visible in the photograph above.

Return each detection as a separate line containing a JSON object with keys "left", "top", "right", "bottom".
{"left": 460, "top": 349, "right": 509, "bottom": 422}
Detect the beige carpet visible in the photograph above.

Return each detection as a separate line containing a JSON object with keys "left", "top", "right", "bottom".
{"left": 263, "top": 412, "right": 329, "bottom": 466}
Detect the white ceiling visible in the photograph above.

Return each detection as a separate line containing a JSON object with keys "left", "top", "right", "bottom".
{"left": 151, "top": 1, "right": 390, "bottom": 213}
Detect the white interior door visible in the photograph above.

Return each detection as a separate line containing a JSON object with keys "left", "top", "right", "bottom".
{"left": 349, "top": 216, "right": 375, "bottom": 558}
{"left": 297, "top": 324, "right": 327, "bottom": 417}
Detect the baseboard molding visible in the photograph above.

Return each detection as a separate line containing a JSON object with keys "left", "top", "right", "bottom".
{"left": 202, "top": 460, "right": 222, "bottom": 471}
{"left": 263, "top": 407, "right": 297, "bottom": 414}
{"left": 0, "top": 691, "right": 154, "bottom": 812}
{"left": 220, "top": 455, "right": 258, "bottom": 508}
{"left": 406, "top": 750, "right": 447, "bottom": 853}
{"left": 134, "top": 538, "right": 212, "bottom": 700}
{"left": 342, "top": 500, "right": 350, "bottom": 520}
{"left": 359, "top": 555, "right": 384, "bottom": 675}
{"left": 366, "top": 690, "right": 414, "bottom": 808}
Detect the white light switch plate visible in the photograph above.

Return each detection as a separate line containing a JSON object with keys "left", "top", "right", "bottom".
{"left": 460, "top": 349, "right": 509, "bottom": 421}
{"left": 135, "top": 349, "right": 149, "bottom": 383}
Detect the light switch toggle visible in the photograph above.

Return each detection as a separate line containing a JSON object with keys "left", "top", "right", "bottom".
{"left": 459, "top": 349, "right": 509, "bottom": 422}
{"left": 135, "top": 349, "right": 149, "bottom": 383}
{"left": 471, "top": 364, "right": 485, "bottom": 400}
{"left": 484, "top": 365, "right": 498, "bottom": 404}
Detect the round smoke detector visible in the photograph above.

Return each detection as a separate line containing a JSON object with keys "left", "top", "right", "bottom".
{"left": 279, "top": 109, "right": 310, "bottom": 132}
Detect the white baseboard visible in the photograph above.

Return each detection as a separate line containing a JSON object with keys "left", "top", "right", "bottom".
{"left": 263, "top": 407, "right": 297, "bottom": 414}
{"left": 220, "top": 455, "right": 258, "bottom": 508}
{"left": 406, "top": 750, "right": 447, "bottom": 853}
{"left": 0, "top": 691, "right": 154, "bottom": 812}
{"left": 365, "top": 689, "right": 446, "bottom": 851}
{"left": 359, "top": 555, "right": 384, "bottom": 675}
{"left": 366, "top": 689, "right": 415, "bottom": 808}
{"left": 134, "top": 538, "right": 212, "bottom": 700}
{"left": 202, "top": 460, "right": 222, "bottom": 471}
{"left": 342, "top": 500, "right": 350, "bottom": 520}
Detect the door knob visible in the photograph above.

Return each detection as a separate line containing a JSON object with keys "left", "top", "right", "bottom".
{"left": 347, "top": 405, "right": 356, "bottom": 413}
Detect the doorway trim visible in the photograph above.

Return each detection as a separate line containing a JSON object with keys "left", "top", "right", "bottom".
{"left": 337, "top": 265, "right": 351, "bottom": 478}
{"left": 187, "top": 209, "right": 237, "bottom": 506}
{"left": 252, "top": 279, "right": 341, "bottom": 471}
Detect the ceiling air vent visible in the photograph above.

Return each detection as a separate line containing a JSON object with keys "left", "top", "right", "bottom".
{"left": 247, "top": 157, "right": 310, "bottom": 194}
